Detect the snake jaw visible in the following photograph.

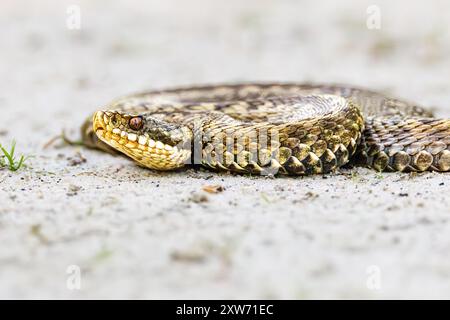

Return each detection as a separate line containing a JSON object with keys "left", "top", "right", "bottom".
{"left": 93, "top": 110, "right": 192, "bottom": 170}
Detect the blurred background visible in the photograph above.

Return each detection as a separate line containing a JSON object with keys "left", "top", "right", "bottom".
{"left": 1, "top": 0, "right": 450, "bottom": 299}
{"left": 1, "top": 0, "right": 449, "bottom": 142}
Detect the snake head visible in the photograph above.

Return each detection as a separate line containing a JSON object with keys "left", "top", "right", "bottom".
{"left": 93, "top": 110, "right": 192, "bottom": 170}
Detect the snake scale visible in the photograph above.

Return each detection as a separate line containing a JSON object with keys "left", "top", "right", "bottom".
{"left": 82, "top": 83, "right": 450, "bottom": 175}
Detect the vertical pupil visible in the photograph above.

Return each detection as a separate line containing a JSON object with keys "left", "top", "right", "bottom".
{"left": 130, "top": 117, "right": 142, "bottom": 130}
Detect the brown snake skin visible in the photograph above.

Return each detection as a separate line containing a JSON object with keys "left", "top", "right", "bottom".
{"left": 82, "top": 83, "right": 450, "bottom": 175}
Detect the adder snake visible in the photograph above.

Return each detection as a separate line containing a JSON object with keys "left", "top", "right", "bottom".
{"left": 82, "top": 83, "right": 450, "bottom": 175}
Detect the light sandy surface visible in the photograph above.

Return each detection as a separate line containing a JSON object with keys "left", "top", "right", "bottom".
{"left": 0, "top": 0, "right": 449, "bottom": 299}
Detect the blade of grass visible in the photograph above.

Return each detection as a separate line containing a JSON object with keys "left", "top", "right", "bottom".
{"left": 10, "top": 140, "right": 16, "bottom": 159}
{"left": 0, "top": 140, "right": 28, "bottom": 171}
{"left": 11, "top": 155, "right": 26, "bottom": 171}
{"left": 0, "top": 144, "right": 14, "bottom": 166}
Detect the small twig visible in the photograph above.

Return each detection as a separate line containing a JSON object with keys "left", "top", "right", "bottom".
{"left": 62, "top": 130, "right": 84, "bottom": 146}
{"left": 42, "top": 135, "right": 62, "bottom": 149}
{"left": 43, "top": 130, "right": 84, "bottom": 149}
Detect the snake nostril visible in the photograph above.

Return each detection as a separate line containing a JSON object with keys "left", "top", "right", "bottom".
{"left": 110, "top": 114, "right": 120, "bottom": 126}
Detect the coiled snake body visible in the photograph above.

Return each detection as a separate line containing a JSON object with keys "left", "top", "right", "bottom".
{"left": 82, "top": 83, "right": 450, "bottom": 175}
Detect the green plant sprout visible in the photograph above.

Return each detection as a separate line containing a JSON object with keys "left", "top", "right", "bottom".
{"left": 0, "top": 140, "right": 28, "bottom": 171}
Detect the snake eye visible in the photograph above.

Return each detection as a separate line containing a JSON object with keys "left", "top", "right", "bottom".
{"left": 129, "top": 116, "right": 144, "bottom": 131}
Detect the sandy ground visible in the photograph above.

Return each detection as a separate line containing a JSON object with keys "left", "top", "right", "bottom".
{"left": 0, "top": 0, "right": 449, "bottom": 299}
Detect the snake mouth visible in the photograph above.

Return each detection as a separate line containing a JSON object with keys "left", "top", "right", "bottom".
{"left": 93, "top": 111, "right": 105, "bottom": 133}
{"left": 92, "top": 110, "right": 191, "bottom": 169}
